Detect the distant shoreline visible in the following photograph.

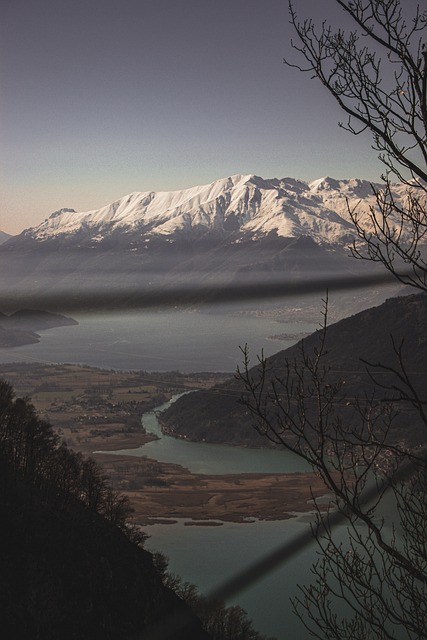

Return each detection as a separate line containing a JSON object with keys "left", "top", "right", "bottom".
{"left": 0, "top": 309, "right": 78, "bottom": 347}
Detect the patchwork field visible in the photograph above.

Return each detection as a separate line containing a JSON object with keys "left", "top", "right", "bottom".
{"left": 0, "top": 362, "right": 328, "bottom": 525}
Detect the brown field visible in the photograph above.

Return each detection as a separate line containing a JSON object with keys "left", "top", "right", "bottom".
{"left": 0, "top": 363, "right": 329, "bottom": 525}
{"left": 95, "top": 452, "right": 329, "bottom": 525}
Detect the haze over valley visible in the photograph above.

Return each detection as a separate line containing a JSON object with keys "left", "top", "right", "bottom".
{"left": 0, "top": 173, "right": 405, "bottom": 317}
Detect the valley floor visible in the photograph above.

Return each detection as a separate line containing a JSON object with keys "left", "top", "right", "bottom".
{"left": 0, "top": 362, "right": 327, "bottom": 525}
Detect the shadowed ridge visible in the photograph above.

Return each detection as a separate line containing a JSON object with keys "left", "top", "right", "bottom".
{"left": 161, "top": 293, "right": 427, "bottom": 448}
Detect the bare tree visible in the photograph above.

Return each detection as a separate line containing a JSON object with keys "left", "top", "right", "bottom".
{"left": 152, "top": 552, "right": 273, "bottom": 640}
{"left": 237, "top": 296, "right": 427, "bottom": 638}
{"left": 237, "top": 4, "right": 427, "bottom": 634}
{"left": 286, "top": 0, "right": 427, "bottom": 290}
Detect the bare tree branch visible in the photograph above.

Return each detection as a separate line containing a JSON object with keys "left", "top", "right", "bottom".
{"left": 285, "top": 0, "right": 427, "bottom": 291}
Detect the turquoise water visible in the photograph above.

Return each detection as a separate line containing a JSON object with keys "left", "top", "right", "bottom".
{"left": 108, "top": 395, "right": 318, "bottom": 640}
{"left": 145, "top": 516, "right": 317, "bottom": 640}
{"left": 107, "top": 394, "right": 312, "bottom": 474}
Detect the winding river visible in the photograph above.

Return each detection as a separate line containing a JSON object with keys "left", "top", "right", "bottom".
{"left": 110, "top": 394, "right": 312, "bottom": 474}
{"left": 106, "top": 395, "right": 317, "bottom": 640}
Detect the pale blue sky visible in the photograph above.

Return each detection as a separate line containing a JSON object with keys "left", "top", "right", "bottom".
{"left": 1, "top": 0, "right": 388, "bottom": 234}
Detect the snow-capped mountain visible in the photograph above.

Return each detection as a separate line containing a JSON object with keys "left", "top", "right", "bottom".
{"left": 0, "top": 174, "right": 409, "bottom": 314}
{"left": 15, "top": 174, "right": 406, "bottom": 248}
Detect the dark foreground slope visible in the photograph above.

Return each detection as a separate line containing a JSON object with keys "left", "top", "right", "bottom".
{"left": 0, "top": 479, "right": 208, "bottom": 640}
{"left": 161, "top": 293, "right": 427, "bottom": 448}
{"left": 0, "top": 381, "right": 208, "bottom": 640}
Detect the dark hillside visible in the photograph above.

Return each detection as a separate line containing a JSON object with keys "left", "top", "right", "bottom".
{"left": 161, "top": 293, "right": 427, "bottom": 448}
{"left": 0, "top": 381, "right": 209, "bottom": 640}
{"left": 0, "top": 476, "right": 208, "bottom": 640}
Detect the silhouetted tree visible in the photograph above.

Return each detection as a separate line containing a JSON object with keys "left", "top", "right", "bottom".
{"left": 102, "top": 487, "right": 134, "bottom": 529}
{"left": 0, "top": 380, "right": 213, "bottom": 640}
{"left": 0, "top": 379, "right": 139, "bottom": 536}
{"left": 153, "top": 552, "right": 274, "bottom": 640}
{"left": 238, "top": 2, "right": 427, "bottom": 637}
{"left": 238, "top": 297, "right": 427, "bottom": 638}
{"left": 286, "top": 0, "right": 427, "bottom": 290}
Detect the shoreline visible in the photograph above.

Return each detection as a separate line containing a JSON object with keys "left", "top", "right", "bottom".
{"left": 94, "top": 451, "right": 328, "bottom": 526}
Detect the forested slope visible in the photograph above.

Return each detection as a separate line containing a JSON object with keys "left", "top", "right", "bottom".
{"left": 0, "top": 380, "right": 208, "bottom": 640}
{"left": 161, "top": 293, "right": 427, "bottom": 448}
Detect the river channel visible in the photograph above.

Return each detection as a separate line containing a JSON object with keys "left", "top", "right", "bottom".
{"left": 106, "top": 395, "right": 317, "bottom": 640}
{"left": 110, "top": 394, "right": 312, "bottom": 475}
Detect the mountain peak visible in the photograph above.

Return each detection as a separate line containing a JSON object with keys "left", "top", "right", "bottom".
{"left": 228, "top": 173, "right": 256, "bottom": 182}
{"left": 12, "top": 173, "right": 408, "bottom": 248}
{"left": 213, "top": 173, "right": 257, "bottom": 189}
{"left": 48, "top": 207, "right": 76, "bottom": 219}
{"left": 309, "top": 176, "right": 341, "bottom": 192}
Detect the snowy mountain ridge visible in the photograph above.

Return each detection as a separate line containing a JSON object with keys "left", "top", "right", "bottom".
{"left": 18, "top": 173, "right": 409, "bottom": 247}
{"left": 0, "top": 174, "right": 411, "bottom": 314}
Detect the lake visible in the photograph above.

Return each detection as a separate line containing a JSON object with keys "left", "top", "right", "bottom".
{"left": 0, "top": 306, "right": 320, "bottom": 639}
{"left": 0, "top": 307, "right": 316, "bottom": 372}
{"left": 145, "top": 516, "right": 317, "bottom": 639}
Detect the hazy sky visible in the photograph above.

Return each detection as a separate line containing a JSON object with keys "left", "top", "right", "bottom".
{"left": 1, "top": 0, "right": 395, "bottom": 234}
